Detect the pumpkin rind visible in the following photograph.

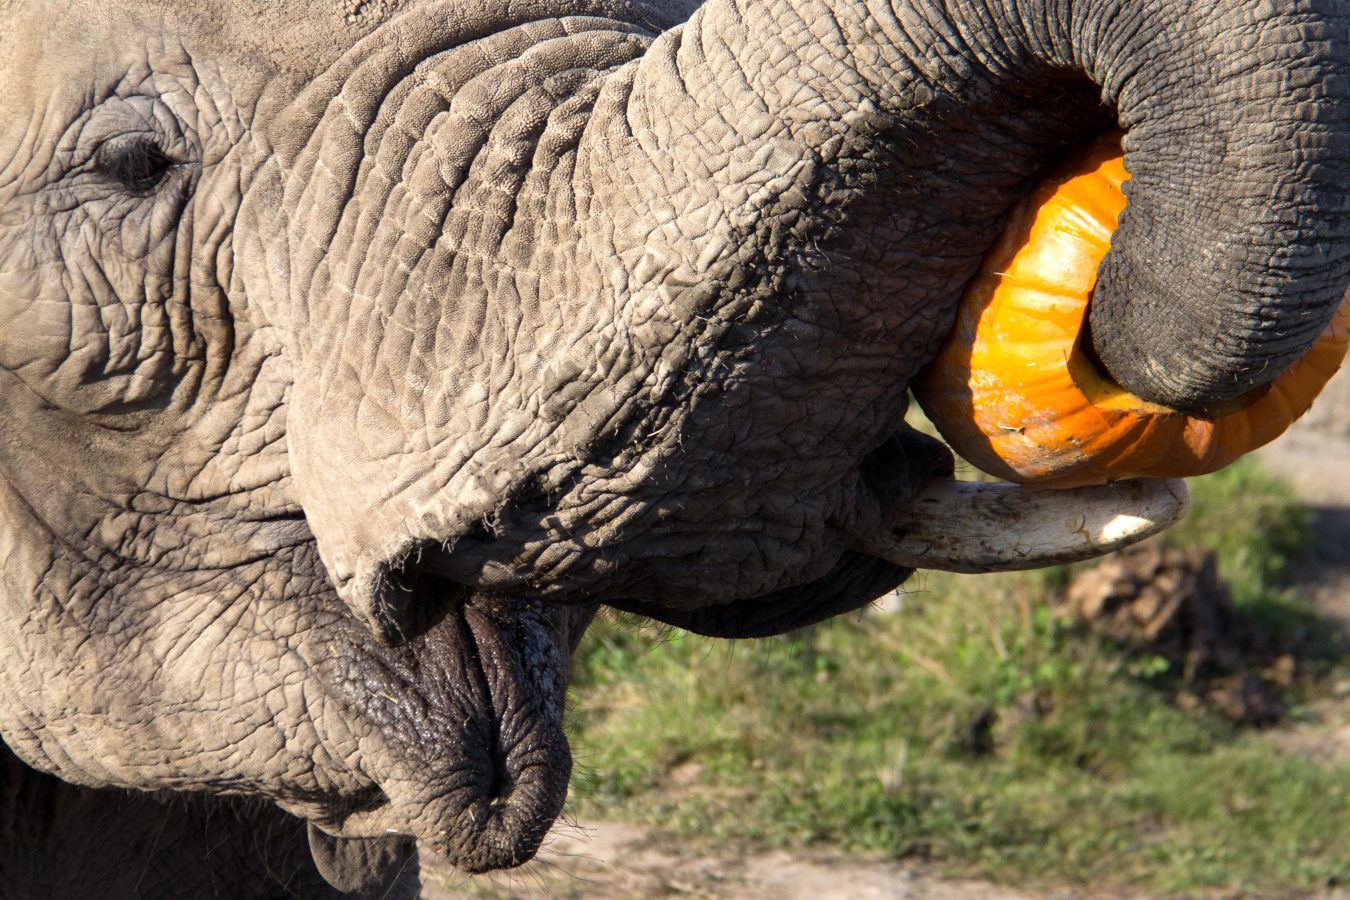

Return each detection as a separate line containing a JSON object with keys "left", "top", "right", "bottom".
{"left": 914, "top": 136, "right": 1350, "bottom": 488}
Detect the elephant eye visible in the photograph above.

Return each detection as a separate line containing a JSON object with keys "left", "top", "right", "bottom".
{"left": 93, "top": 135, "right": 177, "bottom": 194}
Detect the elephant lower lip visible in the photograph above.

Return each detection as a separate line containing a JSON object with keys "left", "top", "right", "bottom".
{"left": 321, "top": 757, "right": 569, "bottom": 874}
{"left": 313, "top": 599, "right": 573, "bottom": 872}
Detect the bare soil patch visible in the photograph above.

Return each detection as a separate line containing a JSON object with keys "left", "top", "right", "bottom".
{"left": 427, "top": 822, "right": 1127, "bottom": 899}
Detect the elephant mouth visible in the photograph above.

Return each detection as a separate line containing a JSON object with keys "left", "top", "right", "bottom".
{"left": 305, "top": 597, "right": 587, "bottom": 875}
{"left": 295, "top": 439, "right": 1187, "bottom": 877}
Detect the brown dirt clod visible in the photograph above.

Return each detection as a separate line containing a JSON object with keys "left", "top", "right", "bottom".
{"left": 1061, "top": 544, "right": 1287, "bottom": 724}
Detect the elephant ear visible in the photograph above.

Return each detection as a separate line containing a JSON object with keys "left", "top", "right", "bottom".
{"left": 306, "top": 825, "right": 419, "bottom": 899}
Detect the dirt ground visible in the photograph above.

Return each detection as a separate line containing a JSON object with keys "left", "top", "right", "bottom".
{"left": 426, "top": 821, "right": 1142, "bottom": 899}
{"left": 422, "top": 369, "right": 1350, "bottom": 900}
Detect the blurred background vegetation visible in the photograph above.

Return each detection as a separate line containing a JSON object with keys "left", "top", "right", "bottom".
{"left": 562, "top": 457, "right": 1349, "bottom": 895}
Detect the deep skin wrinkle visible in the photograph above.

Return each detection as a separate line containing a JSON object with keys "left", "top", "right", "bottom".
{"left": 0, "top": 1, "right": 1347, "bottom": 896}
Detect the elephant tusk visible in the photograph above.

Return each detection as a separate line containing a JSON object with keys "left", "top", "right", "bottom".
{"left": 858, "top": 477, "right": 1190, "bottom": 574}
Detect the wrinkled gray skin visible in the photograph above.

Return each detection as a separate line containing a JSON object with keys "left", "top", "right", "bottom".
{"left": 0, "top": 0, "right": 1348, "bottom": 896}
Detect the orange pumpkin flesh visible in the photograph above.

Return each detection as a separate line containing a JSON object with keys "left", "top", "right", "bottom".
{"left": 913, "top": 136, "right": 1350, "bottom": 489}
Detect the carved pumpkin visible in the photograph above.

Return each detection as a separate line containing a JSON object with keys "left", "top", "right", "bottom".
{"left": 913, "top": 135, "right": 1350, "bottom": 488}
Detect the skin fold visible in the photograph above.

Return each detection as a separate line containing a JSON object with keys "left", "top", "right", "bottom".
{"left": 0, "top": 0, "right": 1346, "bottom": 895}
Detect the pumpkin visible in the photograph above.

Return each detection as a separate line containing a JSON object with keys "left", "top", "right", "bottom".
{"left": 913, "top": 134, "right": 1350, "bottom": 488}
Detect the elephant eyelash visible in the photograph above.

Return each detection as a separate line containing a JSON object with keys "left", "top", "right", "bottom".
{"left": 92, "top": 135, "right": 180, "bottom": 195}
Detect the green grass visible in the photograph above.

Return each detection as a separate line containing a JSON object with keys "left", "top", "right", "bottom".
{"left": 565, "top": 459, "right": 1350, "bottom": 895}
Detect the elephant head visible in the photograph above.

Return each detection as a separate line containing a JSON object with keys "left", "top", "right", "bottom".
{"left": 0, "top": 0, "right": 1346, "bottom": 891}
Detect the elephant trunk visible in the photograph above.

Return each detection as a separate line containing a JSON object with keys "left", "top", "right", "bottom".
{"left": 1065, "top": 0, "right": 1350, "bottom": 410}
{"left": 594, "top": 0, "right": 1350, "bottom": 414}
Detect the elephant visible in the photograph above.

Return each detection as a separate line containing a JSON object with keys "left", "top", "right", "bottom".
{"left": 0, "top": 0, "right": 1347, "bottom": 896}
